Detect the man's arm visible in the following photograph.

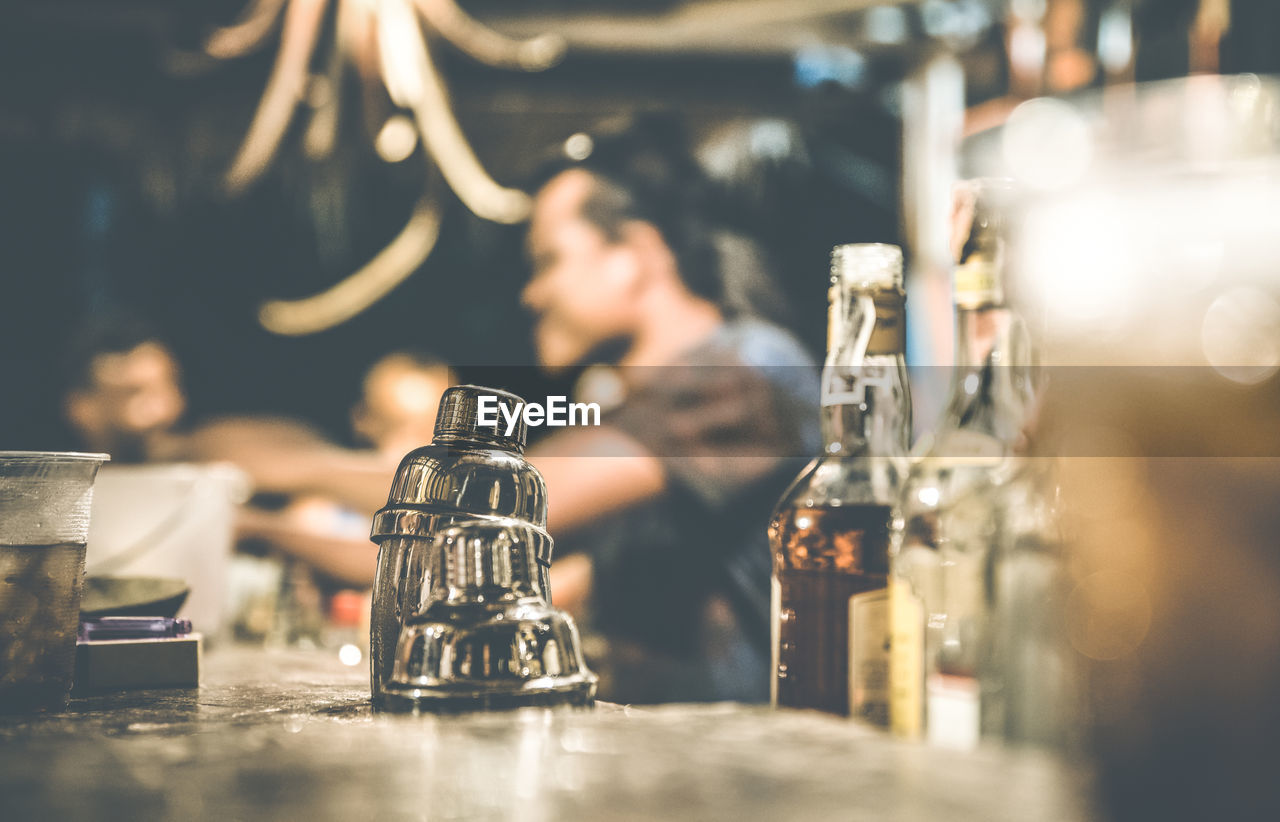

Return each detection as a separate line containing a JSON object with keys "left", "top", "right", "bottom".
{"left": 530, "top": 425, "right": 665, "bottom": 617}
{"left": 237, "top": 502, "right": 379, "bottom": 588}
{"left": 176, "top": 417, "right": 395, "bottom": 516}
{"left": 548, "top": 552, "right": 592, "bottom": 616}
{"left": 527, "top": 424, "right": 666, "bottom": 536}
{"left": 184, "top": 413, "right": 665, "bottom": 547}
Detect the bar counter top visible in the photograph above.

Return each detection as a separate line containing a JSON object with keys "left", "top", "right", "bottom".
{"left": 0, "top": 647, "right": 1092, "bottom": 821}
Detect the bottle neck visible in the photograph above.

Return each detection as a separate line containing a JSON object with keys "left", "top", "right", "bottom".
{"left": 940, "top": 301, "right": 1038, "bottom": 444}
{"left": 821, "top": 285, "right": 911, "bottom": 457}
{"left": 954, "top": 302, "right": 1003, "bottom": 370}
{"left": 821, "top": 360, "right": 911, "bottom": 457}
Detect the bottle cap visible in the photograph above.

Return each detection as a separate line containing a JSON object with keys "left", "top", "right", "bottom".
{"left": 433, "top": 385, "right": 528, "bottom": 453}
{"left": 831, "top": 244, "right": 904, "bottom": 290}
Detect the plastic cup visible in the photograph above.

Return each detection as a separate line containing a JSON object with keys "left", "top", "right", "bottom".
{"left": 0, "top": 451, "right": 108, "bottom": 713}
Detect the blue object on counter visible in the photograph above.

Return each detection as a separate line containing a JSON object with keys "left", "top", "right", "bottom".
{"left": 78, "top": 617, "right": 192, "bottom": 642}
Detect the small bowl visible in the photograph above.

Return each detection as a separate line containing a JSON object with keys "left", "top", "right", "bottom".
{"left": 81, "top": 576, "right": 190, "bottom": 619}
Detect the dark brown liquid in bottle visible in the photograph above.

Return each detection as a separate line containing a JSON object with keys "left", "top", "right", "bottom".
{"left": 770, "top": 504, "right": 892, "bottom": 718}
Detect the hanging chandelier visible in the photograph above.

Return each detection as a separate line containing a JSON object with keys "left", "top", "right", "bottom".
{"left": 205, "top": 0, "right": 565, "bottom": 335}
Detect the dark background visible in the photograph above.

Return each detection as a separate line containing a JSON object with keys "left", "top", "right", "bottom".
{"left": 3, "top": 0, "right": 1279, "bottom": 449}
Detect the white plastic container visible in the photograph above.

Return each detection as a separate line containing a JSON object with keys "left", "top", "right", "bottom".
{"left": 86, "top": 463, "right": 250, "bottom": 637}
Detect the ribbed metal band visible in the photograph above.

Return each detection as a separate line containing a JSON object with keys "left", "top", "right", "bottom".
{"left": 372, "top": 509, "right": 553, "bottom": 568}
{"left": 435, "top": 519, "right": 540, "bottom": 592}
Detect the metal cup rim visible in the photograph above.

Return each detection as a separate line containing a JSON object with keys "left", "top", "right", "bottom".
{"left": 0, "top": 451, "right": 110, "bottom": 462}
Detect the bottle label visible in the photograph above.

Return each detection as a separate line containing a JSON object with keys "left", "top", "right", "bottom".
{"left": 821, "top": 367, "right": 897, "bottom": 408}
{"left": 926, "top": 674, "right": 981, "bottom": 750}
{"left": 827, "top": 290, "right": 906, "bottom": 362}
{"left": 866, "top": 295, "right": 906, "bottom": 356}
{"left": 953, "top": 260, "right": 1002, "bottom": 309}
{"left": 889, "top": 576, "right": 925, "bottom": 738}
{"left": 848, "top": 588, "right": 890, "bottom": 725}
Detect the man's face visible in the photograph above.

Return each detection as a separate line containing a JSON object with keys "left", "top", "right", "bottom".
{"left": 522, "top": 170, "right": 640, "bottom": 370}
{"left": 352, "top": 359, "right": 450, "bottom": 457}
{"left": 66, "top": 342, "right": 185, "bottom": 460}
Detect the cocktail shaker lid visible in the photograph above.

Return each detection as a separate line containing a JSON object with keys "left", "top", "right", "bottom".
{"left": 434, "top": 385, "right": 528, "bottom": 454}
{"left": 370, "top": 384, "right": 547, "bottom": 540}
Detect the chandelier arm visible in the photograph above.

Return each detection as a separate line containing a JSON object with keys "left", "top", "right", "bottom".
{"left": 376, "top": 1, "right": 529, "bottom": 223}
{"left": 224, "top": 0, "right": 330, "bottom": 194}
{"left": 303, "top": 10, "right": 350, "bottom": 162}
{"left": 413, "top": 0, "right": 565, "bottom": 72}
{"left": 205, "top": 0, "right": 291, "bottom": 60}
{"left": 258, "top": 195, "right": 442, "bottom": 335}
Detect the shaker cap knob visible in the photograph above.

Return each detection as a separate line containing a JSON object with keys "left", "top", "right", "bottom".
{"left": 434, "top": 384, "right": 528, "bottom": 453}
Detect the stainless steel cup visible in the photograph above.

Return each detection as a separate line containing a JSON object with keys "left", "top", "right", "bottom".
{"left": 383, "top": 518, "right": 595, "bottom": 712}
{"left": 369, "top": 386, "right": 549, "bottom": 708}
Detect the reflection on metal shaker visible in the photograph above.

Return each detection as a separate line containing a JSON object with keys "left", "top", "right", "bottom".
{"left": 368, "top": 385, "right": 549, "bottom": 708}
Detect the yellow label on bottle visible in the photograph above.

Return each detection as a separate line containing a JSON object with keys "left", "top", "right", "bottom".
{"left": 889, "top": 576, "right": 925, "bottom": 738}
{"left": 828, "top": 288, "right": 906, "bottom": 359}
{"left": 866, "top": 294, "right": 906, "bottom": 356}
{"left": 953, "top": 260, "right": 1001, "bottom": 309}
{"left": 849, "top": 588, "right": 890, "bottom": 726}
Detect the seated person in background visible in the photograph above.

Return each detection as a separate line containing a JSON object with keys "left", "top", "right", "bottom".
{"left": 62, "top": 317, "right": 189, "bottom": 463}
{"left": 235, "top": 352, "right": 455, "bottom": 588}
{"left": 61, "top": 318, "right": 451, "bottom": 589}
{"left": 350, "top": 352, "right": 456, "bottom": 461}
{"left": 161, "top": 117, "right": 820, "bottom": 703}
{"left": 62, "top": 316, "right": 341, "bottom": 470}
{"left": 521, "top": 114, "right": 820, "bottom": 703}
{"left": 60, "top": 317, "right": 334, "bottom": 639}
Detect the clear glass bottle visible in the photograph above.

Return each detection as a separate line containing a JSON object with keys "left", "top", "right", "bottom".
{"left": 769, "top": 244, "right": 911, "bottom": 721}
{"left": 991, "top": 456, "right": 1071, "bottom": 748}
{"left": 889, "top": 180, "right": 1038, "bottom": 747}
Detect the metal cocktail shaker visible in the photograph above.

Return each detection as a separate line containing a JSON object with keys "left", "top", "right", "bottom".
{"left": 383, "top": 518, "right": 596, "bottom": 712}
{"left": 369, "top": 385, "right": 550, "bottom": 708}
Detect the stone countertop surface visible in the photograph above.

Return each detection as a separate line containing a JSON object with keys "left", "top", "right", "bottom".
{"left": 0, "top": 647, "right": 1093, "bottom": 821}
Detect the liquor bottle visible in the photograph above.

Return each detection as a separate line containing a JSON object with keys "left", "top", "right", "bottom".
{"left": 769, "top": 243, "right": 911, "bottom": 721}
{"left": 889, "top": 180, "right": 1038, "bottom": 747}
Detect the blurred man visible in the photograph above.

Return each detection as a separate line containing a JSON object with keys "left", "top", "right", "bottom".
{"left": 61, "top": 316, "right": 337, "bottom": 470}
{"left": 61, "top": 318, "right": 449, "bottom": 587}
{"left": 235, "top": 351, "right": 454, "bottom": 587}
{"left": 62, "top": 319, "right": 187, "bottom": 463}
{"left": 187, "top": 117, "right": 821, "bottom": 704}
{"left": 351, "top": 352, "right": 456, "bottom": 461}
{"left": 522, "top": 115, "right": 820, "bottom": 703}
